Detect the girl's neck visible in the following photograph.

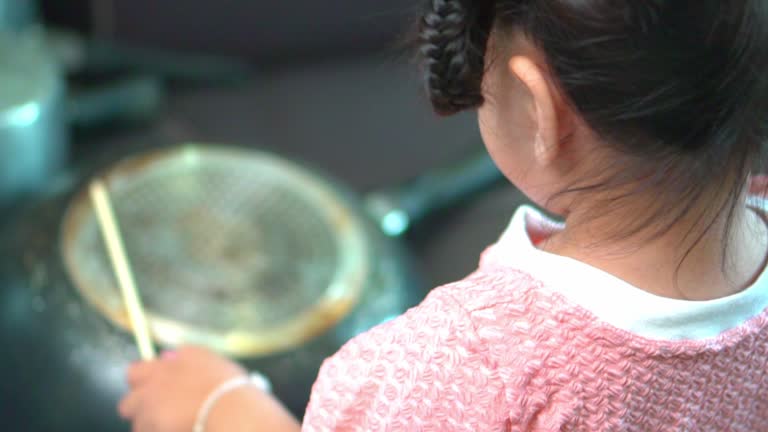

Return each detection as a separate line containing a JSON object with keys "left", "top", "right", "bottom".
{"left": 540, "top": 193, "right": 768, "bottom": 301}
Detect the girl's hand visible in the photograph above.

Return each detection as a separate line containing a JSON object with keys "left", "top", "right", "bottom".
{"left": 118, "top": 346, "right": 246, "bottom": 432}
{"left": 118, "top": 346, "right": 300, "bottom": 432}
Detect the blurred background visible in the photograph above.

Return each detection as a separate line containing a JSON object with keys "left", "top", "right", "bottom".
{"left": 0, "top": 0, "right": 525, "bottom": 430}
{"left": 1, "top": 0, "right": 523, "bottom": 292}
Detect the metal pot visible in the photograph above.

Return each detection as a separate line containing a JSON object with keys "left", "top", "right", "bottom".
{"left": 0, "top": 0, "right": 37, "bottom": 32}
{"left": 0, "top": 29, "right": 67, "bottom": 211}
{"left": 0, "top": 143, "right": 503, "bottom": 431}
{"left": 0, "top": 28, "right": 165, "bottom": 213}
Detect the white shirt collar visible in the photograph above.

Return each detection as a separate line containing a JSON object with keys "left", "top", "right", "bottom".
{"left": 482, "top": 203, "right": 768, "bottom": 341}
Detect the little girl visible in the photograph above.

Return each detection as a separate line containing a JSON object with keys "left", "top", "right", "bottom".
{"left": 118, "top": 0, "right": 768, "bottom": 430}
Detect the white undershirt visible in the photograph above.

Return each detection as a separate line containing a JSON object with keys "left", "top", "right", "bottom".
{"left": 490, "top": 199, "right": 768, "bottom": 341}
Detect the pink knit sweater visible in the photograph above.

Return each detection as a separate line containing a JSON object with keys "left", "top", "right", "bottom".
{"left": 302, "top": 203, "right": 768, "bottom": 431}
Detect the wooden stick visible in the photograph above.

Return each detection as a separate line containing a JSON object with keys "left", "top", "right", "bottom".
{"left": 89, "top": 180, "right": 156, "bottom": 360}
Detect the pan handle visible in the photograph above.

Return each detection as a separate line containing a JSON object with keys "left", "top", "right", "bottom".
{"left": 47, "top": 29, "right": 251, "bottom": 84}
{"left": 365, "top": 148, "right": 505, "bottom": 237}
{"left": 67, "top": 75, "right": 164, "bottom": 128}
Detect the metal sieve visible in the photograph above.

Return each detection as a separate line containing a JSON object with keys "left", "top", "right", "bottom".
{"left": 61, "top": 145, "right": 371, "bottom": 356}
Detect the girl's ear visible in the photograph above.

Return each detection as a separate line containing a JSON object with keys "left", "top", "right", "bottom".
{"left": 508, "top": 56, "right": 564, "bottom": 167}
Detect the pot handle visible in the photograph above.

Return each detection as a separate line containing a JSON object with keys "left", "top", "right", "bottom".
{"left": 66, "top": 75, "right": 164, "bottom": 128}
{"left": 365, "top": 147, "right": 505, "bottom": 237}
{"left": 47, "top": 29, "right": 251, "bottom": 84}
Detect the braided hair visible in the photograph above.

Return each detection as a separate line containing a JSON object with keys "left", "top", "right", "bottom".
{"left": 418, "top": 0, "right": 495, "bottom": 116}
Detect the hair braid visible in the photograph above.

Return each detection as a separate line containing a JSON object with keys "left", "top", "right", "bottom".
{"left": 419, "top": 0, "right": 494, "bottom": 115}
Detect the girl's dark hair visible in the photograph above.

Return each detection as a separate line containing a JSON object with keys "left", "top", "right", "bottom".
{"left": 419, "top": 0, "right": 768, "bottom": 269}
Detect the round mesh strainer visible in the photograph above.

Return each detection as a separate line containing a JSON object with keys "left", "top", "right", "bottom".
{"left": 61, "top": 145, "right": 370, "bottom": 357}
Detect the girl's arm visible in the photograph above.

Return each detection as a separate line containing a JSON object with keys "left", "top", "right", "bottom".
{"left": 118, "top": 347, "right": 301, "bottom": 432}
{"left": 202, "top": 385, "right": 300, "bottom": 432}
{"left": 302, "top": 285, "right": 502, "bottom": 431}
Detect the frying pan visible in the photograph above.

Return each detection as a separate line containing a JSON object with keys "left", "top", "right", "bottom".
{"left": 0, "top": 142, "right": 504, "bottom": 431}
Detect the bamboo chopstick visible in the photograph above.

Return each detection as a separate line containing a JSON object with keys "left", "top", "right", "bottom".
{"left": 89, "top": 180, "right": 156, "bottom": 360}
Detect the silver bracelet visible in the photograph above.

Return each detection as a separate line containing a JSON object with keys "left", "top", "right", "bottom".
{"left": 193, "top": 372, "right": 272, "bottom": 432}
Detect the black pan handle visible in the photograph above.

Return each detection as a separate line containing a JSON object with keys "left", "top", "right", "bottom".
{"left": 365, "top": 148, "right": 505, "bottom": 237}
